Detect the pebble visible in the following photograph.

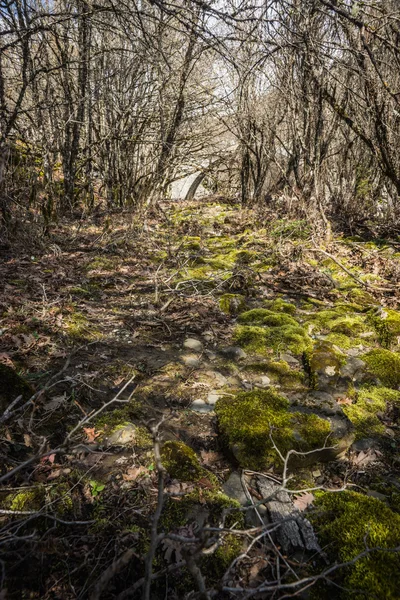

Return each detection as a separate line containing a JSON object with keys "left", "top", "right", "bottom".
{"left": 183, "top": 338, "right": 203, "bottom": 352}
{"left": 255, "top": 375, "right": 271, "bottom": 388}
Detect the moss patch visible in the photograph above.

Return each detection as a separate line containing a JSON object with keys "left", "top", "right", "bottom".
{"left": 362, "top": 349, "right": 400, "bottom": 388}
{"left": 311, "top": 491, "right": 400, "bottom": 599}
{"left": 369, "top": 309, "right": 400, "bottom": 349}
{"left": 215, "top": 389, "right": 331, "bottom": 469}
{"left": 343, "top": 386, "right": 400, "bottom": 438}
{"left": 161, "top": 441, "right": 217, "bottom": 485}
{"left": 235, "top": 310, "right": 311, "bottom": 355}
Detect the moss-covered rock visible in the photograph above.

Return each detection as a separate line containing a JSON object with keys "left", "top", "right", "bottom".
{"left": 305, "top": 341, "right": 346, "bottom": 389}
{"left": 362, "top": 349, "right": 400, "bottom": 388}
{"left": 343, "top": 386, "right": 400, "bottom": 438}
{"left": 234, "top": 309, "right": 311, "bottom": 356}
{"left": 219, "top": 293, "right": 246, "bottom": 315}
{"left": 246, "top": 360, "right": 304, "bottom": 389}
{"left": 264, "top": 298, "right": 297, "bottom": 315}
{"left": 369, "top": 309, "right": 400, "bottom": 348}
{"left": 0, "top": 364, "right": 33, "bottom": 412}
{"left": 310, "top": 491, "right": 400, "bottom": 599}
{"left": 161, "top": 441, "right": 217, "bottom": 485}
{"left": 215, "top": 389, "right": 331, "bottom": 469}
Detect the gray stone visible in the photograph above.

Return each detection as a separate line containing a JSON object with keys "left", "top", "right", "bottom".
{"left": 367, "top": 490, "right": 387, "bottom": 502}
{"left": 223, "top": 472, "right": 248, "bottom": 505}
{"left": 340, "top": 357, "right": 366, "bottom": 381}
{"left": 207, "top": 392, "right": 221, "bottom": 405}
{"left": 255, "top": 375, "right": 271, "bottom": 388}
{"left": 219, "top": 346, "right": 247, "bottom": 360}
{"left": 281, "top": 353, "right": 300, "bottom": 366}
{"left": 351, "top": 437, "right": 378, "bottom": 452}
{"left": 204, "top": 349, "right": 217, "bottom": 361}
{"left": 104, "top": 424, "right": 138, "bottom": 447}
{"left": 205, "top": 370, "right": 228, "bottom": 388}
{"left": 191, "top": 399, "right": 213, "bottom": 413}
{"left": 181, "top": 354, "right": 202, "bottom": 368}
{"left": 183, "top": 338, "right": 203, "bottom": 352}
{"left": 305, "top": 391, "right": 339, "bottom": 415}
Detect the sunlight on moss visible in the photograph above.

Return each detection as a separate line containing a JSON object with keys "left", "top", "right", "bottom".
{"left": 215, "top": 389, "right": 331, "bottom": 469}
{"left": 311, "top": 491, "right": 400, "bottom": 599}
{"left": 362, "top": 349, "right": 400, "bottom": 388}
{"left": 343, "top": 386, "right": 400, "bottom": 437}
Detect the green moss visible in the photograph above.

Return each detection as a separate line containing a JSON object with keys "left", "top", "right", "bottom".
{"left": 343, "top": 386, "right": 400, "bottom": 437}
{"left": 305, "top": 341, "right": 346, "bottom": 388}
{"left": 235, "top": 310, "right": 311, "bottom": 355}
{"left": 86, "top": 256, "right": 115, "bottom": 271}
{"left": 310, "top": 491, "right": 400, "bottom": 599}
{"left": 215, "top": 389, "right": 331, "bottom": 469}
{"left": 219, "top": 293, "right": 246, "bottom": 315}
{"left": 239, "top": 308, "right": 296, "bottom": 327}
{"left": 161, "top": 441, "right": 217, "bottom": 485}
{"left": 362, "top": 349, "right": 400, "bottom": 388}
{"left": 95, "top": 404, "right": 144, "bottom": 429}
{"left": 325, "top": 332, "right": 374, "bottom": 350}
{"left": 182, "top": 236, "right": 202, "bottom": 251}
{"left": 264, "top": 298, "right": 297, "bottom": 315}
{"left": 270, "top": 219, "right": 310, "bottom": 240}
{"left": 162, "top": 488, "right": 243, "bottom": 532}
{"left": 369, "top": 309, "right": 400, "bottom": 348}
{"left": 64, "top": 310, "right": 98, "bottom": 340}
{"left": 3, "top": 483, "right": 73, "bottom": 515}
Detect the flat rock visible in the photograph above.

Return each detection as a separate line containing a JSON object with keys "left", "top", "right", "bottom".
{"left": 305, "top": 391, "right": 339, "bottom": 415}
{"left": 340, "top": 357, "right": 366, "bottom": 381}
{"left": 207, "top": 392, "right": 221, "bottom": 405}
{"left": 181, "top": 354, "right": 202, "bottom": 368}
{"left": 191, "top": 399, "right": 213, "bottom": 413}
{"left": 219, "top": 346, "right": 247, "bottom": 360}
{"left": 281, "top": 353, "right": 300, "bottom": 367}
{"left": 351, "top": 437, "right": 379, "bottom": 452}
{"left": 104, "top": 424, "right": 138, "bottom": 447}
{"left": 183, "top": 338, "right": 203, "bottom": 352}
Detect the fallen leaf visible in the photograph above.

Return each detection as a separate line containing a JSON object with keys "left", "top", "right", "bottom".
{"left": 83, "top": 427, "right": 101, "bottom": 442}
{"left": 198, "top": 477, "right": 215, "bottom": 490}
{"left": 337, "top": 397, "right": 353, "bottom": 405}
{"left": 0, "top": 352, "right": 14, "bottom": 367}
{"left": 200, "top": 450, "right": 221, "bottom": 465}
{"left": 122, "top": 466, "right": 147, "bottom": 481}
{"left": 43, "top": 394, "right": 67, "bottom": 412}
{"left": 293, "top": 492, "right": 315, "bottom": 511}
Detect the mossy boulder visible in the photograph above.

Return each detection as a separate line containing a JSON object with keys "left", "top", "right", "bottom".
{"left": 343, "top": 386, "right": 400, "bottom": 438}
{"left": 362, "top": 349, "right": 400, "bottom": 388}
{"left": 235, "top": 309, "right": 311, "bottom": 355}
{"left": 215, "top": 389, "right": 331, "bottom": 469}
{"left": 306, "top": 341, "right": 346, "bottom": 389}
{"left": 246, "top": 360, "right": 304, "bottom": 390}
{"left": 161, "top": 441, "right": 217, "bottom": 485}
{"left": 219, "top": 293, "right": 246, "bottom": 315}
{"left": 310, "top": 491, "right": 400, "bottom": 599}
{"left": 0, "top": 364, "right": 33, "bottom": 412}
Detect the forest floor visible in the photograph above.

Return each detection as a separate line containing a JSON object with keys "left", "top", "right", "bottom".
{"left": 1, "top": 197, "right": 400, "bottom": 599}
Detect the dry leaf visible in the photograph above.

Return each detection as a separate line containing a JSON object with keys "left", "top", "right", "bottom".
{"left": 337, "top": 397, "right": 353, "bottom": 405}
{"left": 83, "top": 427, "right": 101, "bottom": 442}
{"left": 23, "top": 433, "right": 32, "bottom": 447}
{"left": 122, "top": 466, "right": 147, "bottom": 481}
{"left": 0, "top": 352, "right": 14, "bottom": 367}
{"left": 200, "top": 450, "right": 221, "bottom": 465}
{"left": 44, "top": 394, "right": 67, "bottom": 412}
{"left": 293, "top": 492, "right": 315, "bottom": 511}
